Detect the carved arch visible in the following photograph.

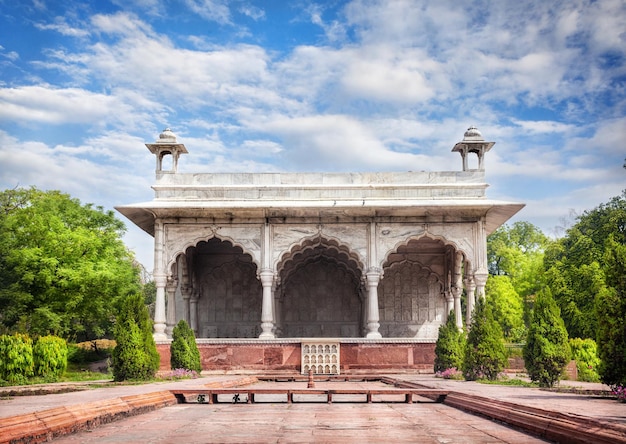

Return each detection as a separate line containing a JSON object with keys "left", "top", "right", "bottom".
{"left": 167, "top": 234, "right": 260, "bottom": 274}
{"left": 276, "top": 234, "right": 365, "bottom": 285}
{"left": 380, "top": 232, "right": 471, "bottom": 271}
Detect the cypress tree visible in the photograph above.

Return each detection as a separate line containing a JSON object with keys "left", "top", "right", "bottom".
{"left": 595, "top": 236, "right": 626, "bottom": 389}
{"left": 112, "top": 293, "right": 160, "bottom": 381}
{"left": 523, "top": 287, "right": 570, "bottom": 387}
{"left": 170, "top": 320, "right": 202, "bottom": 373}
{"left": 463, "top": 297, "right": 507, "bottom": 381}
{"left": 434, "top": 309, "right": 465, "bottom": 372}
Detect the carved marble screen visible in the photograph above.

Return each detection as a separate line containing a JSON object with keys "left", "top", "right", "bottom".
{"left": 378, "top": 262, "right": 445, "bottom": 338}
{"left": 279, "top": 258, "right": 363, "bottom": 338}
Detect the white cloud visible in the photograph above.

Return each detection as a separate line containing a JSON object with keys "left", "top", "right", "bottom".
{"left": 239, "top": 4, "right": 265, "bottom": 21}
{"left": 262, "top": 114, "right": 429, "bottom": 171}
{"left": 0, "top": 85, "right": 161, "bottom": 131}
{"left": 35, "top": 18, "right": 90, "bottom": 38}
{"left": 512, "top": 120, "right": 575, "bottom": 134}
{"left": 183, "top": 0, "right": 232, "bottom": 24}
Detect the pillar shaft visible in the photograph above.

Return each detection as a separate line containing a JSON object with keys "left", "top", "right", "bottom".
{"left": 365, "top": 268, "right": 382, "bottom": 339}
{"left": 259, "top": 269, "right": 275, "bottom": 338}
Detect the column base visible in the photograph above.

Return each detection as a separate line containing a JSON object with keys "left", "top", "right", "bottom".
{"left": 259, "top": 332, "right": 276, "bottom": 339}
{"left": 366, "top": 331, "right": 382, "bottom": 339}
{"left": 153, "top": 332, "right": 168, "bottom": 341}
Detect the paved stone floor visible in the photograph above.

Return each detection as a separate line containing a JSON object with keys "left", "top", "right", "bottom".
{"left": 2, "top": 375, "right": 622, "bottom": 443}
{"left": 50, "top": 401, "right": 549, "bottom": 443}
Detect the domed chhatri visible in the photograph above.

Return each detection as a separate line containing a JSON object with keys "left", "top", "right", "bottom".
{"left": 157, "top": 128, "right": 177, "bottom": 143}
{"left": 145, "top": 127, "right": 188, "bottom": 173}
{"left": 463, "top": 125, "right": 484, "bottom": 141}
{"left": 452, "top": 125, "right": 495, "bottom": 172}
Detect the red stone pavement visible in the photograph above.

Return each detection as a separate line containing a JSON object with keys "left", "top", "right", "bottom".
{"left": 1, "top": 375, "right": 624, "bottom": 443}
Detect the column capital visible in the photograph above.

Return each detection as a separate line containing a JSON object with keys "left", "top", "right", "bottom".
{"left": 258, "top": 268, "right": 275, "bottom": 286}
{"left": 365, "top": 267, "right": 382, "bottom": 286}
{"left": 153, "top": 273, "right": 167, "bottom": 286}
{"left": 473, "top": 268, "right": 488, "bottom": 286}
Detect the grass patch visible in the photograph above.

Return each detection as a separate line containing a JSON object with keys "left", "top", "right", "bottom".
{"left": 477, "top": 378, "right": 538, "bottom": 387}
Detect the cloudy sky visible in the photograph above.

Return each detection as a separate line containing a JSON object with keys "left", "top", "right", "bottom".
{"left": 1, "top": 0, "right": 625, "bottom": 271}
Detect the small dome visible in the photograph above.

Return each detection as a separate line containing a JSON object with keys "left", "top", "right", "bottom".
{"left": 157, "top": 128, "right": 177, "bottom": 143}
{"left": 463, "top": 125, "right": 484, "bottom": 141}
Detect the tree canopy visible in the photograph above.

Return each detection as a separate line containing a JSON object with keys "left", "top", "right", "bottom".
{"left": 0, "top": 187, "right": 142, "bottom": 341}
{"left": 523, "top": 287, "right": 570, "bottom": 388}
{"left": 487, "top": 221, "right": 548, "bottom": 298}
{"left": 544, "top": 190, "right": 626, "bottom": 339}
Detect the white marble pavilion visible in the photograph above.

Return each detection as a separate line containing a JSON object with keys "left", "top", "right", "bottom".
{"left": 116, "top": 126, "right": 524, "bottom": 373}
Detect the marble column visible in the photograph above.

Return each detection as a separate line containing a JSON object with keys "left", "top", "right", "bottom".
{"left": 152, "top": 220, "right": 167, "bottom": 340}
{"left": 464, "top": 273, "right": 476, "bottom": 329}
{"left": 181, "top": 285, "right": 191, "bottom": 325}
{"left": 165, "top": 277, "right": 177, "bottom": 337}
{"left": 474, "top": 268, "right": 488, "bottom": 300}
{"left": 190, "top": 291, "right": 199, "bottom": 336}
{"left": 365, "top": 268, "right": 382, "bottom": 339}
{"left": 259, "top": 269, "right": 276, "bottom": 339}
{"left": 446, "top": 291, "right": 454, "bottom": 321}
{"left": 452, "top": 251, "right": 463, "bottom": 331}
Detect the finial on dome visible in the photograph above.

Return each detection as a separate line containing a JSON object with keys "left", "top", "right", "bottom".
{"left": 463, "top": 125, "right": 484, "bottom": 141}
{"left": 157, "top": 128, "right": 177, "bottom": 143}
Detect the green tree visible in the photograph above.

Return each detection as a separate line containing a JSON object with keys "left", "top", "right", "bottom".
{"left": 463, "top": 298, "right": 507, "bottom": 381}
{"left": 111, "top": 293, "right": 160, "bottom": 381}
{"left": 569, "top": 338, "right": 600, "bottom": 383}
{"left": 595, "top": 235, "right": 626, "bottom": 388}
{"left": 434, "top": 310, "right": 465, "bottom": 372}
{"left": 488, "top": 222, "right": 549, "bottom": 328}
{"left": 485, "top": 276, "right": 526, "bottom": 342}
{"left": 523, "top": 288, "right": 570, "bottom": 388}
{"left": 0, "top": 188, "right": 142, "bottom": 340}
{"left": 545, "top": 190, "right": 626, "bottom": 339}
{"left": 170, "top": 320, "right": 202, "bottom": 373}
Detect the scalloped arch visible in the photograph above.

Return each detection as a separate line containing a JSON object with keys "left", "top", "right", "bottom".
{"left": 276, "top": 234, "right": 366, "bottom": 280}
{"left": 166, "top": 234, "right": 260, "bottom": 274}
{"left": 381, "top": 232, "right": 470, "bottom": 269}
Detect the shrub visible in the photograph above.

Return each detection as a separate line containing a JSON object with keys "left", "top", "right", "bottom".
{"left": 0, "top": 333, "right": 34, "bottom": 385}
{"left": 170, "top": 320, "right": 202, "bottom": 373}
{"left": 569, "top": 338, "right": 600, "bottom": 383}
{"left": 33, "top": 335, "right": 68, "bottom": 380}
{"left": 596, "top": 282, "right": 626, "bottom": 389}
{"left": 463, "top": 297, "right": 507, "bottom": 381}
{"left": 434, "top": 310, "right": 465, "bottom": 373}
{"left": 523, "top": 288, "right": 570, "bottom": 388}
{"left": 111, "top": 293, "right": 159, "bottom": 381}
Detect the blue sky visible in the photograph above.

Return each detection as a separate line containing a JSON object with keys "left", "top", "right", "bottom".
{"left": 1, "top": 0, "right": 625, "bottom": 271}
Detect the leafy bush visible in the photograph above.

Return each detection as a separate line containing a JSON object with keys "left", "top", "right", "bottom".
{"left": 434, "top": 309, "right": 465, "bottom": 372}
{"left": 569, "top": 338, "right": 600, "bottom": 383}
{"left": 595, "top": 239, "right": 626, "bottom": 390}
{"left": 111, "top": 293, "right": 159, "bottom": 381}
{"left": 523, "top": 288, "right": 570, "bottom": 387}
{"left": 170, "top": 320, "right": 202, "bottom": 373}
{"left": 0, "top": 333, "right": 34, "bottom": 385}
{"left": 462, "top": 297, "right": 507, "bottom": 381}
{"left": 33, "top": 335, "right": 68, "bottom": 380}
